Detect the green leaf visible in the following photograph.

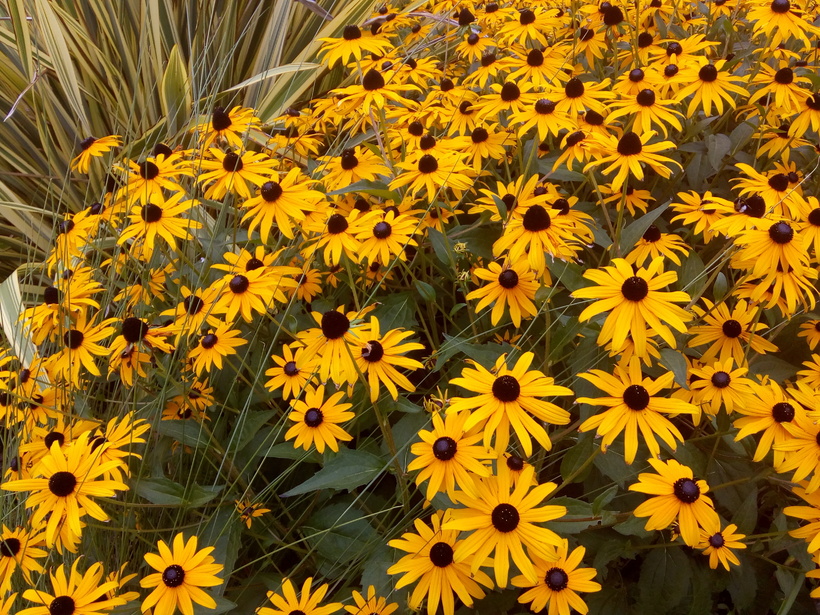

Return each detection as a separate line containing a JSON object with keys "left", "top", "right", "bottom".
{"left": 160, "top": 44, "right": 191, "bottom": 135}
{"left": 223, "top": 62, "right": 321, "bottom": 92}
{"left": 281, "top": 448, "right": 385, "bottom": 497}
{"left": 262, "top": 442, "right": 322, "bottom": 463}
{"left": 638, "top": 547, "right": 691, "bottom": 612}
{"left": 659, "top": 348, "right": 689, "bottom": 389}
{"left": 326, "top": 180, "right": 400, "bottom": 201}
{"left": 154, "top": 419, "right": 210, "bottom": 449}
{"left": 387, "top": 412, "right": 429, "bottom": 471}
{"left": 427, "top": 227, "right": 454, "bottom": 267}
{"left": 8, "top": 0, "right": 34, "bottom": 79}
{"left": 748, "top": 354, "right": 797, "bottom": 381}
{"left": 135, "top": 477, "right": 222, "bottom": 507}
{"left": 371, "top": 291, "right": 418, "bottom": 331}
{"left": 200, "top": 508, "right": 243, "bottom": 597}
{"left": 414, "top": 280, "right": 436, "bottom": 302}
{"left": 435, "top": 335, "right": 510, "bottom": 370}
{"left": 619, "top": 201, "right": 670, "bottom": 254}
{"left": 304, "top": 502, "right": 377, "bottom": 566}
{"left": 360, "top": 544, "right": 396, "bottom": 597}
{"left": 705, "top": 133, "right": 732, "bottom": 172}
{"left": 232, "top": 410, "right": 276, "bottom": 453}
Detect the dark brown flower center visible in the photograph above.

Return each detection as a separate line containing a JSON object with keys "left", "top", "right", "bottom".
{"left": 230, "top": 275, "right": 250, "bottom": 294}
{"left": 617, "top": 132, "right": 643, "bottom": 156}
{"left": 546, "top": 567, "right": 569, "bottom": 591}
{"left": 637, "top": 89, "right": 656, "bottom": 107}
{"left": 642, "top": 224, "right": 662, "bottom": 242}
{"left": 201, "top": 334, "right": 218, "bottom": 349}
{"left": 708, "top": 532, "right": 725, "bottom": 548}
{"left": 162, "top": 564, "right": 185, "bottom": 587}
{"left": 771, "top": 0, "right": 790, "bottom": 13}
{"left": 721, "top": 319, "right": 742, "bottom": 338}
{"left": 500, "top": 82, "right": 521, "bottom": 102}
{"left": 623, "top": 384, "right": 650, "bottom": 410}
{"left": 64, "top": 330, "right": 84, "bottom": 349}
{"left": 327, "top": 213, "right": 349, "bottom": 234}
{"left": 260, "top": 181, "right": 283, "bottom": 202}
{"left": 429, "top": 541, "right": 454, "bottom": 567}
{"left": 565, "top": 78, "right": 585, "bottom": 98}
{"left": 321, "top": 310, "right": 350, "bottom": 339}
{"left": 470, "top": 128, "right": 489, "bottom": 143}
{"left": 699, "top": 64, "right": 718, "bottom": 82}
{"left": 44, "top": 286, "right": 60, "bottom": 305}
{"left": 141, "top": 203, "right": 163, "bottom": 223}
{"left": 772, "top": 402, "right": 795, "bottom": 422}
{"left": 373, "top": 221, "right": 392, "bottom": 239}
{"left": 0, "top": 538, "right": 21, "bottom": 557}
{"left": 491, "top": 503, "right": 520, "bottom": 532}
{"left": 418, "top": 154, "right": 438, "bottom": 174}
{"left": 629, "top": 68, "right": 645, "bottom": 82}
{"left": 340, "top": 150, "right": 359, "bottom": 170}
{"left": 121, "top": 317, "right": 149, "bottom": 343}
{"left": 507, "top": 454, "right": 525, "bottom": 471}
{"left": 621, "top": 276, "right": 649, "bottom": 301}
{"left": 492, "top": 375, "right": 520, "bottom": 402}
{"left": 343, "top": 24, "right": 362, "bottom": 40}
{"left": 139, "top": 161, "right": 160, "bottom": 180}
{"left": 304, "top": 408, "right": 323, "bottom": 427}
{"left": 362, "top": 69, "right": 385, "bottom": 91}
{"left": 768, "top": 221, "right": 793, "bottom": 244}
{"left": 672, "top": 478, "right": 700, "bottom": 503}
{"left": 184, "top": 295, "right": 204, "bottom": 314}
{"left": 361, "top": 340, "right": 385, "bottom": 362}
{"left": 211, "top": 107, "right": 232, "bottom": 131}
{"left": 498, "top": 270, "right": 519, "bottom": 289}
{"left": 49, "top": 471, "right": 77, "bottom": 497}
{"left": 49, "top": 596, "right": 75, "bottom": 615}
{"left": 433, "top": 436, "right": 457, "bottom": 460}
{"left": 711, "top": 371, "right": 731, "bottom": 388}
{"left": 222, "top": 152, "right": 243, "bottom": 172}
{"left": 522, "top": 204, "right": 552, "bottom": 232}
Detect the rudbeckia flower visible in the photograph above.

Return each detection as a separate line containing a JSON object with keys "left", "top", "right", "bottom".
{"left": 18, "top": 560, "right": 126, "bottom": 615}
{"left": 285, "top": 385, "right": 354, "bottom": 453}
{"left": 408, "top": 410, "right": 494, "bottom": 501}
{"left": 733, "top": 379, "right": 803, "bottom": 465}
{"left": 194, "top": 105, "right": 261, "bottom": 149}
{"left": 296, "top": 306, "right": 371, "bottom": 386}
{"left": 352, "top": 316, "right": 424, "bottom": 401}
{"left": 389, "top": 151, "right": 473, "bottom": 199}
{"left": 0, "top": 525, "right": 46, "bottom": 594}
{"left": 466, "top": 259, "right": 540, "bottom": 327}
{"left": 119, "top": 152, "right": 192, "bottom": 205}
{"left": 388, "top": 511, "right": 493, "bottom": 615}
{"left": 344, "top": 586, "right": 397, "bottom": 615}
{"left": 675, "top": 60, "right": 749, "bottom": 117}
{"left": 317, "top": 24, "right": 393, "bottom": 68}
{"left": 697, "top": 524, "right": 747, "bottom": 570}
{"left": 785, "top": 482, "right": 820, "bottom": 554}
{"left": 572, "top": 257, "right": 691, "bottom": 358}
{"left": 2, "top": 437, "right": 128, "bottom": 547}
{"left": 187, "top": 322, "right": 247, "bottom": 375}
{"left": 235, "top": 499, "right": 271, "bottom": 529}
{"left": 198, "top": 149, "right": 277, "bottom": 200}
{"left": 447, "top": 351, "right": 572, "bottom": 456}
{"left": 117, "top": 192, "right": 202, "bottom": 260}
{"left": 583, "top": 131, "right": 681, "bottom": 192}
{"left": 687, "top": 298, "right": 778, "bottom": 364}
{"left": 512, "top": 539, "right": 602, "bottom": 615}
{"left": 443, "top": 464, "right": 566, "bottom": 588}
{"left": 140, "top": 533, "right": 224, "bottom": 615}
{"left": 577, "top": 357, "right": 697, "bottom": 463}
{"left": 257, "top": 577, "right": 341, "bottom": 615}
{"left": 70, "top": 134, "right": 121, "bottom": 173}
{"left": 265, "top": 344, "right": 318, "bottom": 400}
{"left": 689, "top": 358, "right": 755, "bottom": 417}
{"left": 629, "top": 458, "right": 720, "bottom": 546}
{"left": 46, "top": 310, "right": 117, "bottom": 386}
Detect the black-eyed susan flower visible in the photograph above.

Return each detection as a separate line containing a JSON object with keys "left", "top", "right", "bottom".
{"left": 351, "top": 210, "right": 418, "bottom": 265}
{"left": 747, "top": 0, "right": 815, "bottom": 47}
{"left": 629, "top": 458, "right": 720, "bottom": 547}
{"left": 187, "top": 322, "right": 247, "bottom": 376}
{"left": 46, "top": 311, "right": 116, "bottom": 386}
{"left": 734, "top": 219, "right": 810, "bottom": 279}
{"left": 140, "top": 532, "right": 224, "bottom": 615}
{"left": 466, "top": 259, "right": 539, "bottom": 327}
{"left": 577, "top": 357, "right": 697, "bottom": 464}
{"left": 688, "top": 299, "right": 778, "bottom": 363}
{"left": 389, "top": 511, "right": 493, "bottom": 615}
{"left": 408, "top": 410, "right": 493, "bottom": 501}
{"left": 320, "top": 147, "right": 391, "bottom": 192}
{"left": 443, "top": 463, "right": 566, "bottom": 588}
{"left": 302, "top": 211, "right": 362, "bottom": 266}
{"left": 584, "top": 131, "right": 681, "bottom": 192}
{"left": 0, "top": 525, "right": 46, "bottom": 594}
{"left": 296, "top": 306, "right": 371, "bottom": 386}
{"left": 675, "top": 60, "right": 749, "bottom": 117}
{"left": 689, "top": 358, "right": 754, "bottom": 416}
{"left": 118, "top": 192, "right": 201, "bottom": 260}
{"left": 389, "top": 151, "right": 473, "bottom": 199}
{"left": 70, "top": 134, "right": 121, "bottom": 173}
{"left": 240, "top": 167, "right": 325, "bottom": 242}
{"left": 344, "top": 586, "right": 397, "bottom": 615}
{"left": 235, "top": 499, "right": 271, "bottom": 529}
{"left": 799, "top": 320, "right": 820, "bottom": 350}
{"left": 447, "top": 352, "right": 572, "bottom": 456}
{"left": 3, "top": 437, "right": 127, "bottom": 547}
{"left": 776, "top": 411, "right": 820, "bottom": 493}
{"left": 18, "top": 560, "right": 125, "bottom": 615}
{"left": 265, "top": 344, "right": 318, "bottom": 400}
{"left": 785, "top": 483, "right": 820, "bottom": 554}
{"left": 90, "top": 411, "right": 151, "bottom": 481}
{"left": 608, "top": 89, "right": 683, "bottom": 136}
{"left": 509, "top": 97, "right": 574, "bottom": 141}
{"left": 317, "top": 24, "right": 393, "bottom": 68}
{"left": 670, "top": 190, "right": 733, "bottom": 243}
{"left": 160, "top": 285, "right": 221, "bottom": 335}
{"left": 285, "top": 385, "right": 354, "bottom": 454}
{"left": 625, "top": 224, "right": 690, "bottom": 266}
{"left": 512, "top": 539, "right": 602, "bottom": 615}
{"left": 119, "top": 152, "right": 192, "bottom": 205}
{"left": 552, "top": 77, "right": 614, "bottom": 117}
{"left": 353, "top": 316, "right": 424, "bottom": 401}
{"left": 332, "top": 68, "right": 419, "bottom": 115}
{"left": 456, "top": 124, "right": 512, "bottom": 172}
{"left": 733, "top": 379, "right": 803, "bottom": 465}
{"left": 573, "top": 257, "right": 691, "bottom": 358}
{"left": 257, "top": 577, "right": 341, "bottom": 615}
{"left": 498, "top": 7, "right": 558, "bottom": 46}
{"left": 198, "top": 148, "right": 277, "bottom": 200}
{"left": 212, "top": 267, "right": 294, "bottom": 323}
{"left": 698, "top": 524, "right": 747, "bottom": 570}
{"left": 194, "top": 106, "right": 261, "bottom": 149}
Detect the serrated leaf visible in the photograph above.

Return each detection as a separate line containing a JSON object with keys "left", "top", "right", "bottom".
{"left": 281, "top": 448, "right": 385, "bottom": 497}
{"left": 638, "top": 547, "right": 691, "bottom": 612}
